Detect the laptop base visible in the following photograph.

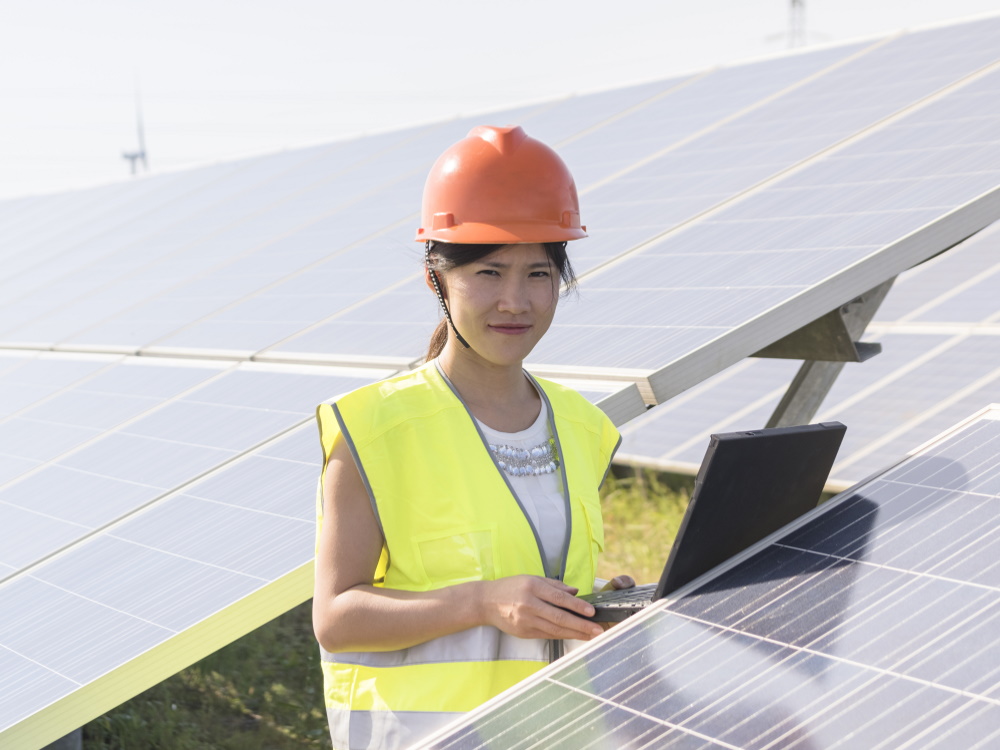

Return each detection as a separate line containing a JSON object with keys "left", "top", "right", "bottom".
{"left": 579, "top": 583, "right": 656, "bottom": 622}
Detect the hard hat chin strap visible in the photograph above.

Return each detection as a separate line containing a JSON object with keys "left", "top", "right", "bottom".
{"left": 426, "top": 242, "right": 471, "bottom": 350}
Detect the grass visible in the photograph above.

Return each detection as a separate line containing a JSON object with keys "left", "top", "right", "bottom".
{"left": 83, "top": 601, "right": 331, "bottom": 750}
{"left": 83, "top": 469, "right": 690, "bottom": 748}
{"left": 597, "top": 467, "right": 692, "bottom": 585}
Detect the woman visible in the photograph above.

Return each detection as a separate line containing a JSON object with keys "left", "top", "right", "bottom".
{"left": 313, "top": 125, "right": 633, "bottom": 750}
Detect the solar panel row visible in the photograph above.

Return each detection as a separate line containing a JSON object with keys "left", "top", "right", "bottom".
{"left": 0, "top": 350, "right": 642, "bottom": 747}
{"left": 618, "top": 220, "right": 1000, "bottom": 487}
{"left": 424, "top": 406, "right": 1000, "bottom": 749}
{"left": 0, "top": 357, "right": 391, "bottom": 747}
{"left": 0, "top": 17, "right": 995, "bottom": 384}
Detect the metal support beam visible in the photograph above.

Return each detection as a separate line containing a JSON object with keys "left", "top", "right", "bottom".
{"left": 752, "top": 280, "right": 894, "bottom": 362}
{"left": 765, "top": 278, "right": 895, "bottom": 428}
{"left": 44, "top": 729, "right": 82, "bottom": 750}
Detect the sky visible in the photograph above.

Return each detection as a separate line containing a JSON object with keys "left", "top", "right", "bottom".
{"left": 2, "top": 0, "right": 999, "bottom": 200}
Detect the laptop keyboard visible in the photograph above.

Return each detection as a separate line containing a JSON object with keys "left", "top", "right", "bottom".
{"left": 585, "top": 583, "right": 656, "bottom": 604}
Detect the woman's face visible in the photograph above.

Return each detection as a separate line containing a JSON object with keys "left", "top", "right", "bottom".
{"left": 440, "top": 243, "right": 559, "bottom": 367}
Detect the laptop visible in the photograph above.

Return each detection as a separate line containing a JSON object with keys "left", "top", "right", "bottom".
{"left": 580, "top": 421, "right": 846, "bottom": 622}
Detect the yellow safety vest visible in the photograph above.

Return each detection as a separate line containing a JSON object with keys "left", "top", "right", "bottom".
{"left": 316, "top": 361, "right": 620, "bottom": 750}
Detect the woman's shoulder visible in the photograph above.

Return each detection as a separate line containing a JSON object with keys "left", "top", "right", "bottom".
{"left": 318, "top": 362, "right": 453, "bottom": 431}
{"left": 323, "top": 362, "right": 434, "bottom": 403}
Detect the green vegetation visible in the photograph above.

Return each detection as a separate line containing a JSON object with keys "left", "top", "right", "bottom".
{"left": 83, "top": 601, "right": 331, "bottom": 750}
{"left": 598, "top": 467, "right": 692, "bottom": 585}
{"left": 83, "top": 469, "right": 690, "bottom": 749}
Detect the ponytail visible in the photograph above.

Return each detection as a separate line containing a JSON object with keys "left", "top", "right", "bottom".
{"left": 425, "top": 319, "right": 449, "bottom": 362}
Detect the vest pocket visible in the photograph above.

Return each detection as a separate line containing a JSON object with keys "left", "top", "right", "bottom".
{"left": 413, "top": 526, "right": 499, "bottom": 587}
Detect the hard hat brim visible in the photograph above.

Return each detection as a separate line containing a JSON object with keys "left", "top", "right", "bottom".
{"left": 415, "top": 222, "right": 587, "bottom": 244}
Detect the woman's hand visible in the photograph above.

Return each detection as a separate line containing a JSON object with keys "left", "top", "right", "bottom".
{"left": 600, "top": 574, "right": 636, "bottom": 592}
{"left": 478, "top": 575, "right": 604, "bottom": 641}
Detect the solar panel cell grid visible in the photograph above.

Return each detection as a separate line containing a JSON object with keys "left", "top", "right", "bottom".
{"left": 0, "top": 418, "right": 102, "bottom": 462}
{"left": 110, "top": 494, "right": 312, "bottom": 580}
{"left": 256, "top": 422, "right": 318, "bottom": 462}
{"left": 57, "top": 431, "right": 235, "bottom": 488}
{"left": 30, "top": 534, "right": 265, "bottom": 633}
{"left": 911, "top": 271, "right": 1000, "bottom": 322}
{"left": 0, "top": 455, "right": 41, "bottom": 485}
{"left": 0, "top": 467, "right": 158, "bottom": 532}
{"left": 0, "top": 576, "right": 173, "bottom": 685}
{"left": 558, "top": 43, "right": 868, "bottom": 186}
{"left": 426, "top": 410, "right": 1000, "bottom": 749}
{"left": 184, "top": 454, "right": 318, "bottom": 521}
{"left": 518, "top": 77, "right": 690, "bottom": 147}
{"left": 22, "top": 391, "right": 163, "bottom": 430}
{"left": 0, "top": 354, "right": 110, "bottom": 386}
{"left": 0, "top": 649, "right": 76, "bottom": 735}
{"left": 0, "top": 165, "right": 241, "bottom": 278}
{"left": 0, "top": 371, "right": 364, "bottom": 743}
{"left": 618, "top": 213, "right": 1000, "bottom": 483}
{"left": 0, "top": 504, "right": 90, "bottom": 569}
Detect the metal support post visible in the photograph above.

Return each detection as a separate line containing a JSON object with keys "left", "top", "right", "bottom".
{"left": 44, "top": 728, "right": 82, "bottom": 750}
{"left": 763, "top": 278, "right": 895, "bottom": 428}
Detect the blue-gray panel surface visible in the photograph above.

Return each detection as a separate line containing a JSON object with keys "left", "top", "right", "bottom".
{"left": 0, "top": 378, "right": 369, "bottom": 741}
{"left": 532, "top": 63, "right": 1000, "bottom": 372}
{"left": 617, "top": 220, "right": 1000, "bottom": 486}
{"left": 427, "top": 410, "right": 1000, "bottom": 749}
{"left": 266, "top": 20, "right": 1000, "bottom": 368}
{"left": 3, "top": 20, "right": 999, "bottom": 366}
{"left": 0, "top": 358, "right": 383, "bottom": 583}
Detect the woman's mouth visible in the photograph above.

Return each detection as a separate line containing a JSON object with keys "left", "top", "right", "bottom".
{"left": 489, "top": 324, "right": 531, "bottom": 335}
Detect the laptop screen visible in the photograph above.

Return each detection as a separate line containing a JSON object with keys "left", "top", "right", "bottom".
{"left": 654, "top": 421, "right": 846, "bottom": 599}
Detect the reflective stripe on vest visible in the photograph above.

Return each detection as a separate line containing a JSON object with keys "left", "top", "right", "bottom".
{"left": 325, "top": 706, "right": 461, "bottom": 750}
{"left": 316, "top": 361, "right": 621, "bottom": 750}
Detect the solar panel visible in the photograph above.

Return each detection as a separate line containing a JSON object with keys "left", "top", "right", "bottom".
{"left": 618, "top": 220, "right": 1000, "bottom": 487}
{"left": 257, "top": 19, "right": 1000, "bottom": 380}
{"left": 422, "top": 405, "right": 1000, "bottom": 749}
{"left": 0, "top": 357, "right": 392, "bottom": 582}
{"left": 4, "top": 20, "right": 996, "bottom": 365}
{"left": 0, "top": 353, "right": 641, "bottom": 747}
{"left": 533, "top": 61, "right": 1000, "bottom": 385}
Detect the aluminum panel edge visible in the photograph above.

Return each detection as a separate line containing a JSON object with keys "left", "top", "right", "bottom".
{"left": 593, "top": 383, "right": 647, "bottom": 427}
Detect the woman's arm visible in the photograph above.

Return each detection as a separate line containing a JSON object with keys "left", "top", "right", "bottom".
{"left": 312, "top": 437, "right": 604, "bottom": 653}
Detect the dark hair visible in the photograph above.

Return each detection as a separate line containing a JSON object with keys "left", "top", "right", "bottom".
{"left": 424, "top": 241, "right": 577, "bottom": 362}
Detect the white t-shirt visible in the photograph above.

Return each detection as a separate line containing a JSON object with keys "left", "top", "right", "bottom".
{"left": 476, "top": 397, "right": 567, "bottom": 575}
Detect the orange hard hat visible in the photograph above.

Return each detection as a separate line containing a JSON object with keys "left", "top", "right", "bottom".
{"left": 415, "top": 125, "right": 587, "bottom": 244}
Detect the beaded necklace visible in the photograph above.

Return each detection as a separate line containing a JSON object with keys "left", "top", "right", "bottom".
{"left": 488, "top": 438, "right": 560, "bottom": 477}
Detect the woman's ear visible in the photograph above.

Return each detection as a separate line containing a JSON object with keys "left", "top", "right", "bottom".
{"left": 425, "top": 268, "right": 446, "bottom": 300}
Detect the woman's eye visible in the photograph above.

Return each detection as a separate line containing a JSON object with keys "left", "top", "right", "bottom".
{"left": 529, "top": 271, "right": 551, "bottom": 278}
{"left": 476, "top": 269, "right": 500, "bottom": 276}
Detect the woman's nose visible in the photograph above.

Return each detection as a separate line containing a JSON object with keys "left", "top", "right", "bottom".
{"left": 496, "top": 280, "right": 530, "bottom": 313}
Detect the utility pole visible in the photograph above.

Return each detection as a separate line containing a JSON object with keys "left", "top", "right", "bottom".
{"left": 765, "top": 0, "right": 826, "bottom": 50}
{"left": 789, "top": 0, "right": 806, "bottom": 48}
{"left": 122, "top": 88, "right": 148, "bottom": 176}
